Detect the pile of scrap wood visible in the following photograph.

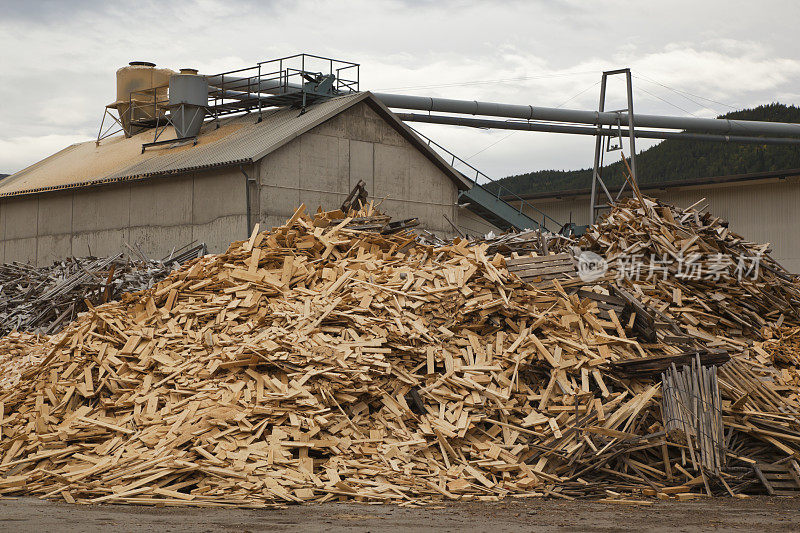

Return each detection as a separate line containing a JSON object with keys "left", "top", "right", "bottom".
{"left": 0, "top": 198, "right": 799, "bottom": 507}
{"left": 0, "top": 332, "right": 52, "bottom": 390}
{"left": 0, "top": 244, "right": 206, "bottom": 336}
{"left": 482, "top": 228, "right": 574, "bottom": 257}
{"left": 580, "top": 196, "right": 800, "bottom": 342}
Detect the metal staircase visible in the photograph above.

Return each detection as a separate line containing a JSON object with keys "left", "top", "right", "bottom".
{"left": 458, "top": 183, "right": 548, "bottom": 232}
{"left": 410, "top": 127, "right": 564, "bottom": 233}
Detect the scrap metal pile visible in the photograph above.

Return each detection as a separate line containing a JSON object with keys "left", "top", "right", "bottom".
{"left": 0, "top": 245, "right": 207, "bottom": 336}
{"left": 0, "top": 197, "right": 798, "bottom": 507}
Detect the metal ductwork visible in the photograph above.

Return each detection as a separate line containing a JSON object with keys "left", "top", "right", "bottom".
{"left": 169, "top": 69, "right": 208, "bottom": 138}
{"left": 374, "top": 92, "right": 800, "bottom": 138}
{"left": 397, "top": 113, "right": 800, "bottom": 145}
{"left": 206, "top": 74, "right": 301, "bottom": 97}
{"left": 205, "top": 75, "right": 303, "bottom": 104}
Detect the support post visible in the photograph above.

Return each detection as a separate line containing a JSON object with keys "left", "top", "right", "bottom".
{"left": 589, "top": 68, "right": 638, "bottom": 223}
{"left": 625, "top": 69, "right": 638, "bottom": 187}
{"left": 590, "top": 74, "right": 607, "bottom": 223}
{"left": 241, "top": 165, "right": 254, "bottom": 237}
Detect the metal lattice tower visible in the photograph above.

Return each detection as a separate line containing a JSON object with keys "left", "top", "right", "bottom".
{"left": 589, "top": 68, "right": 638, "bottom": 222}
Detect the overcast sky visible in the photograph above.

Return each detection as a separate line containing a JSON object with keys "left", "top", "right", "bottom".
{"left": 1, "top": 0, "right": 799, "bottom": 179}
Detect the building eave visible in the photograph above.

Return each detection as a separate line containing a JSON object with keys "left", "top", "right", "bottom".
{"left": 0, "top": 159, "right": 252, "bottom": 199}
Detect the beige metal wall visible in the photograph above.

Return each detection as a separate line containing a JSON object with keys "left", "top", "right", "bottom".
{"left": 256, "top": 102, "right": 460, "bottom": 236}
{"left": 457, "top": 208, "right": 502, "bottom": 238}
{"left": 515, "top": 175, "right": 800, "bottom": 273}
{"left": 0, "top": 167, "right": 247, "bottom": 266}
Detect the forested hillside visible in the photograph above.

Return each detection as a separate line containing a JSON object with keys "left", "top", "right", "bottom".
{"left": 490, "top": 103, "right": 800, "bottom": 196}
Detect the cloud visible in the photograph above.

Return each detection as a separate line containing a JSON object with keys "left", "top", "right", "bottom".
{"left": 2, "top": 0, "right": 104, "bottom": 22}
{"left": 1, "top": 0, "right": 799, "bottom": 176}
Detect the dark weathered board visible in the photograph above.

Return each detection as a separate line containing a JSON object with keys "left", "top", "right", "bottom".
{"left": 507, "top": 253, "right": 578, "bottom": 283}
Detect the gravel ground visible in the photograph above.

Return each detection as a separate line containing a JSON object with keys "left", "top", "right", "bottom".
{"left": 1, "top": 495, "right": 799, "bottom": 532}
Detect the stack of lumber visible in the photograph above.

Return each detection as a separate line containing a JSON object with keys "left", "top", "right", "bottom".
{"left": 0, "top": 244, "right": 206, "bottom": 336}
{"left": 662, "top": 357, "right": 725, "bottom": 475}
{"left": 0, "top": 197, "right": 799, "bottom": 506}
{"left": 750, "top": 461, "right": 800, "bottom": 496}
{"left": 505, "top": 252, "right": 577, "bottom": 283}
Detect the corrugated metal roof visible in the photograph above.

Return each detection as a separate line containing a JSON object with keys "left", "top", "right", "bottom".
{"left": 0, "top": 93, "right": 369, "bottom": 198}
{"left": 109, "top": 93, "right": 369, "bottom": 181}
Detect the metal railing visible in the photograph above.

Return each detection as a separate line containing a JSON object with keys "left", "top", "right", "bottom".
{"left": 100, "top": 54, "right": 359, "bottom": 143}
{"left": 115, "top": 85, "right": 174, "bottom": 143}
{"left": 258, "top": 54, "right": 359, "bottom": 93}
{"left": 208, "top": 54, "right": 359, "bottom": 120}
{"left": 407, "top": 126, "right": 563, "bottom": 232}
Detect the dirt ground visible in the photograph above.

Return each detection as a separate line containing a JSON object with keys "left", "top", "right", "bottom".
{"left": 1, "top": 496, "right": 799, "bottom": 532}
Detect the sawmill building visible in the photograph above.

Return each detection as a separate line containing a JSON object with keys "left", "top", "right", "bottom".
{"left": 0, "top": 92, "right": 473, "bottom": 266}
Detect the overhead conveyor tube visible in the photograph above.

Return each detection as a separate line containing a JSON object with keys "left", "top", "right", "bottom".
{"left": 206, "top": 75, "right": 302, "bottom": 96}
{"left": 374, "top": 92, "right": 800, "bottom": 138}
{"left": 396, "top": 113, "right": 800, "bottom": 145}
{"left": 204, "top": 75, "right": 303, "bottom": 103}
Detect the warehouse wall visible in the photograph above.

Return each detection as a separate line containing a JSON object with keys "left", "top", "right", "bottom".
{"left": 514, "top": 175, "right": 800, "bottom": 273}
{"left": 457, "top": 208, "right": 502, "bottom": 238}
{"left": 256, "top": 101, "right": 460, "bottom": 237}
{"left": 0, "top": 167, "right": 247, "bottom": 266}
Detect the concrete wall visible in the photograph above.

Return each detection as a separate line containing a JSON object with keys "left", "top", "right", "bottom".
{"left": 513, "top": 175, "right": 800, "bottom": 274}
{"left": 256, "top": 101, "right": 460, "bottom": 236}
{"left": 0, "top": 167, "right": 247, "bottom": 265}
